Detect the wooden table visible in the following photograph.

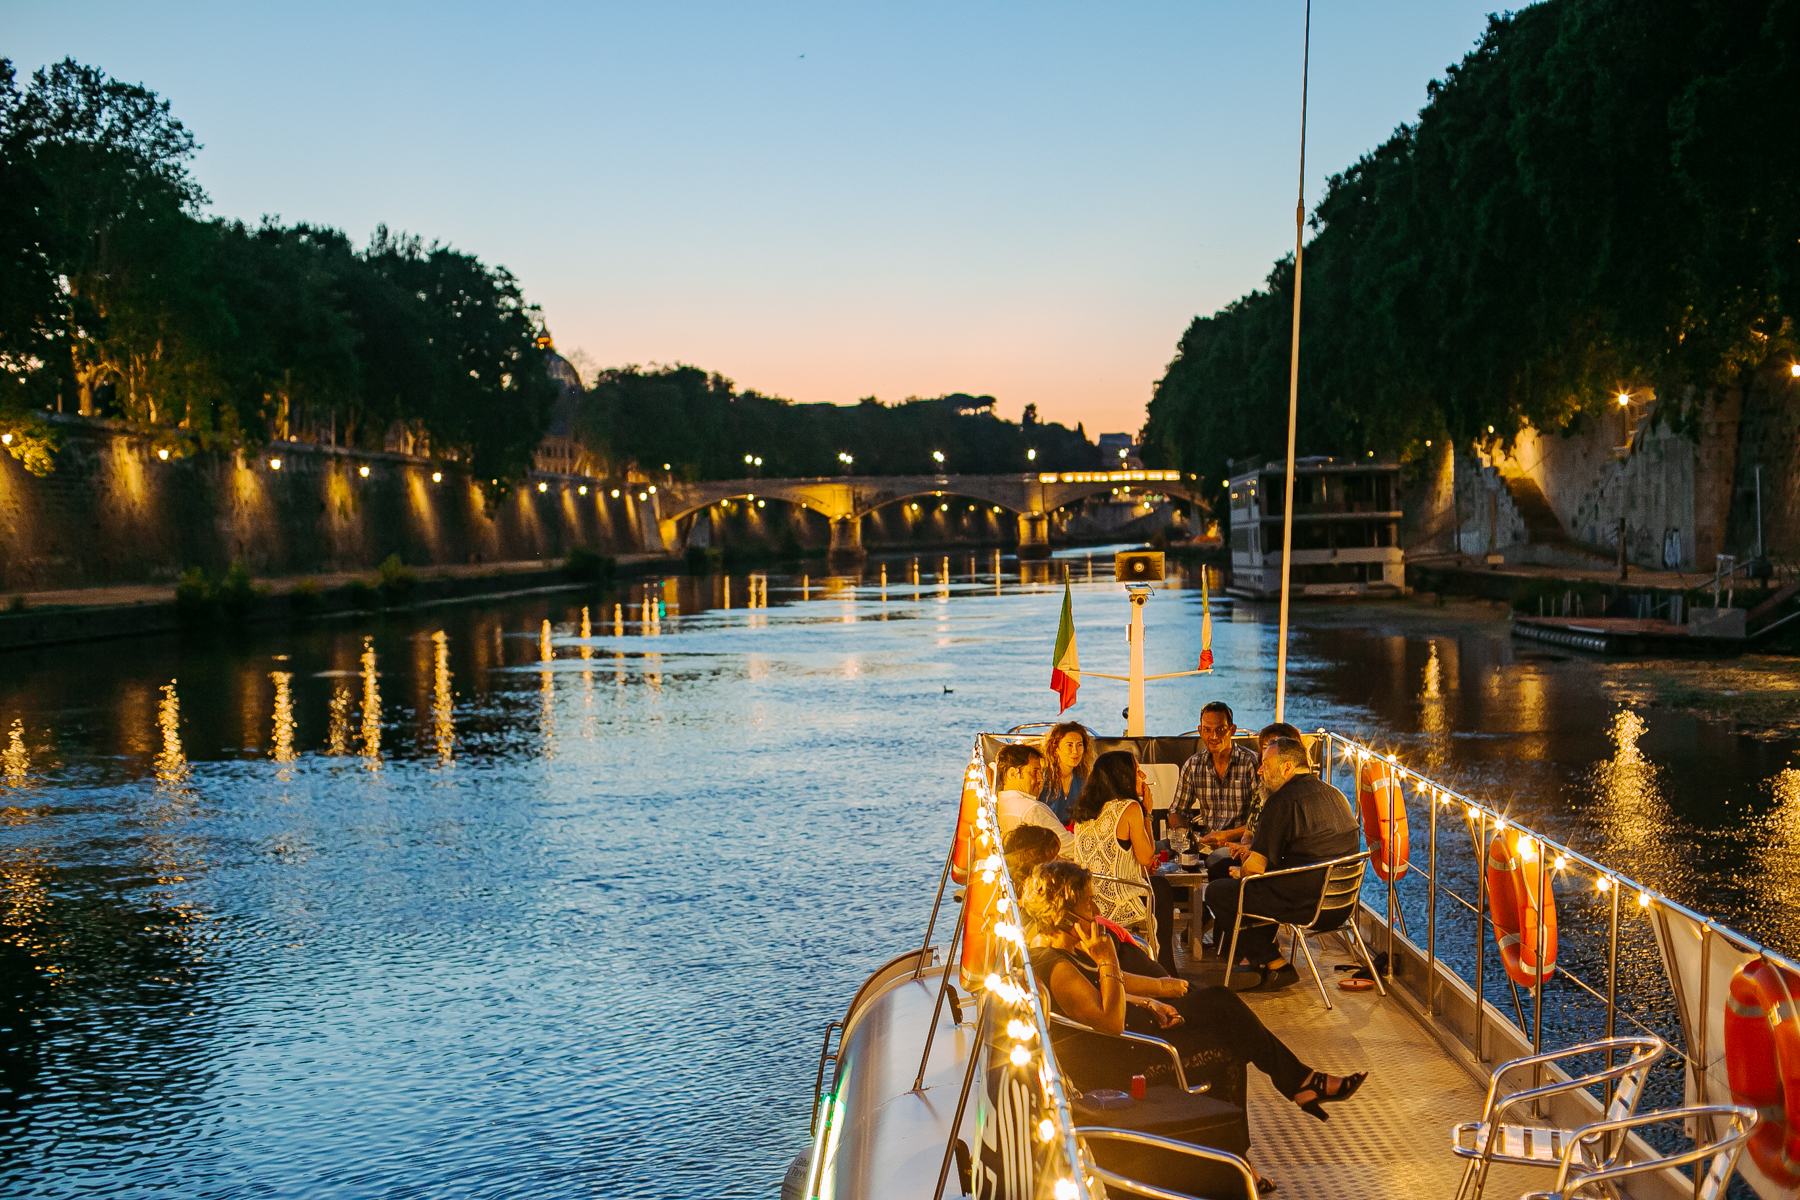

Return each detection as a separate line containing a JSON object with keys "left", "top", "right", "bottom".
{"left": 1159, "top": 869, "right": 1209, "bottom": 957}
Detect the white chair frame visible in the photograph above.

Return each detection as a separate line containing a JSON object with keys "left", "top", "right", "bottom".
{"left": 1514, "top": 1103, "right": 1757, "bottom": 1200}
{"left": 1220, "top": 849, "right": 1384, "bottom": 1007}
{"left": 1451, "top": 1035, "right": 1665, "bottom": 1200}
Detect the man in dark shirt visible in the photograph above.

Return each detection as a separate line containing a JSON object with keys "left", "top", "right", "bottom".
{"left": 1204, "top": 736, "right": 1359, "bottom": 987}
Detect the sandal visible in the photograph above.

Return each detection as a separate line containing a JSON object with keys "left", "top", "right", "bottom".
{"left": 1255, "top": 1175, "right": 1277, "bottom": 1194}
{"left": 1293, "top": 1069, "right": 1367, "bottom": 1122}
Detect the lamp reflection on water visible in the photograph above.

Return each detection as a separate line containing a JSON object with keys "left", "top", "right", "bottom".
{"left": 359, "top": 637, "right": 382, "bottom": 769}
{"left": 326, "top": 687, "right": 351, "bottom": 755}
{"left": 3, "top": 718, "right": 26, "bottom": 787}
{"left": 270, "top": 672, "right": 296, "bottom": 764}
{"left": 155, "top": 681, "right": 188, "bottom": 784}
{"left": 432, "top": 631, "right": 454, "bottom": 764}
{"left": 1592, "top": 708, "right": 1666, "bottom": 867}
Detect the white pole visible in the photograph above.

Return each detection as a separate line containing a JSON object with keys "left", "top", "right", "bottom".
{"left": 1275, "top": 0, "right": 1312, "bottom": 725}
{"left": 1127, "top": 591, "right": 1147, "bottom": 736}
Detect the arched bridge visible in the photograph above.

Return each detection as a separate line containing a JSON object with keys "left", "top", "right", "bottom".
{"left": 650, "top": 470, "right": 1207, "bottom": 560}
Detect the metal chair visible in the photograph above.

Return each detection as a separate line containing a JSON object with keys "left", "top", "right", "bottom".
{"left": 1090, "top": 870, "right": 1160, "bottom": 963}
{"left": 1450, "top": 1035, "right": 1665, "bottom": 1200}
{"left": 1048, "top": 1013, "right": 1210, "bottom": 1095}
{"left": 1515, "top": 1104, "right": 1758, "bottom": 1200}
{"left": 1220, "top": 849, "right": 1384, "bottom": 1008}
{"left": 1080, "top": 1128, "right": 1258, "bottom": 1200}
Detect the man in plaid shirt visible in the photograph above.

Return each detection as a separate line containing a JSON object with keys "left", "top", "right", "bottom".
{"left": 1171, "top": 700, "right": 1260, "bottom": 835}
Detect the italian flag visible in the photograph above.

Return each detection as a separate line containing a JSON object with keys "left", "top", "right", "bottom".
{"left": 1051, "top": 582, "right": 1080, "bottom": 712}
{"left": 1199, "top": 568, "right": 1215, "bottom": 672}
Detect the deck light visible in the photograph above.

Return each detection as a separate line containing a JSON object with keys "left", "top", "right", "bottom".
{"left": 270, "top": 458, "right": 282, "bottom": 470}
{"left": 1467, "top": 806, "right": 1480, "bottom": 820}
{"left": 1038, "top": 1118, "right": 1055, "bottom": 1143}
{"left": 360, "top": 465, "right": 370, "bottom": 477}
{"left": 432, "top": 471, "right": 442, "bottom": 482}
{"left": 1638, "top": 891, "right": 1652, "bottom": 908}
{"left": 157, "top": 448, "right": 169, "bottom": 460}
{"left": 1007, "top": 1019, "right": 1036, "bottom": 1041}
{"left": 1553, "top": 854, "right": 1568, "bottom": 871}
{"left": 1009, "top": 1044, "right": 1031, "bottom": 1067}
{"left": 1054, "top": 1180, "right": 1078, "bottom": 1200}
{"left": 1597, "top": 876, "right": 1613, "bottom": 892}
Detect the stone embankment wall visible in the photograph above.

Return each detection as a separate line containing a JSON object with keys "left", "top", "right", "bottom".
{"left": 1401, "top": 364, "right": 1796, "bottom": 573}
{"left": 0, "top": 419, "right": 651, "bottom": 591}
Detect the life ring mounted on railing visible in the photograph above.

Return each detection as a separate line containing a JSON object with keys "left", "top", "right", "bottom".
{"left": 1724, "top": 958, "right": 1800, "bottom": 1187}
{"left": 1357, "top": 759, "right": 1410, "bottom": 882}
{"left": 1484, "top": 828, "right": 1557, "bottom": 987}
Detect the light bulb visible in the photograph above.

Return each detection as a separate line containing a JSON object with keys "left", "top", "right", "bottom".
{"left": 360, "top": 465, "right": 371, "bottom": 477}
{"left": 269, "top": 458, "right": 282, "bottom": 470}
{"left": 537, "top": 481, "right": 547, "bottom": 492}
{"left": 1596, "top": 876, "right": 1612, "bottom": 892}
{"left": 1638, "top": 892, "right": 1652, "bottom": 908}
{"left": 432, "top": 471, "right": 442, "bottom": 482}
{"left": 1038, "top": 1118, "right": 1055, "bottom": 1143}
{"left": 1009, "top": 1044, "right": 1031, "bottom": 1067}
{"left": 1054, "top": 1180, "right": 1078, "bottom": 1200}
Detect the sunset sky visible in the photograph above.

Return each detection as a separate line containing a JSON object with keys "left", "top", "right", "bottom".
{"left": 8, "top": 1, "right": 1507, "bottom": 436}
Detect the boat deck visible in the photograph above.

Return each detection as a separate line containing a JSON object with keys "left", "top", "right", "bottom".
{"left": 1182, "top": 938, "right": 1542, "bottom": 1200}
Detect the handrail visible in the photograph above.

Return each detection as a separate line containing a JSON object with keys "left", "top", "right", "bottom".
{"left": 1077, "top": 1128, "right": 1258, "bottom": 1200}
{"left": 1047, "top": 1012, "right": 1211, "bottom": 1095}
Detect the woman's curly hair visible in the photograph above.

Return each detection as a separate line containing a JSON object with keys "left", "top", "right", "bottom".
{"left": 1018, "top": 860, "right": 1091, "bottom": 934}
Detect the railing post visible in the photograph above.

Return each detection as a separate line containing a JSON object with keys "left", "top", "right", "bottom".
{"left": 1532, "top": 842, "right": 1548, "bottom": 1114}
{"left": 914, "top": 832, "right": 959, "bottom": 981}
{"left": 1605, "top": 877, "right": 1621, "bottom": 1105}
{"left": 933, "top": 994, "right": 990, "bottom": 1200}
{"left": 1426, "top": 784, "right": 1438, "bottom": 1015}
{"left": 1473, "top": 811, "right": 1488, "bottom": 1064}
{"left": 912, "top": 894, "right": 970, "bottom": 1091}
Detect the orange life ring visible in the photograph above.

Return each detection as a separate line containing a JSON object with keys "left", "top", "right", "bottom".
{"left": 1357, "top": 760, "right": 1410, "bottom": 882}
{"left": 951, "top": 779, "right": 981, "bottom": 886}
{"left": 1724, "top": 959, "right": 1800, "bottom": 1187}
{"left": 959, "top": 841, "right": 1000, "bottom": 990}
{"left": 1484, "top": 829, "right": 1557, "bottom": 987}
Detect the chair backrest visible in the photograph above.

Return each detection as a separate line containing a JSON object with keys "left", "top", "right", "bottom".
{"left": 1140, "top": 763, "right": 1180, "bottom": 811}
{"left": 1529, "top": 1104, "right": 1758, "bottom": 1200}
{"left": 1302, "top": 851, "right": 1371, "bottom": 928}
{"left": 1600, "top": 1038, "right": 1664, "bottom": 1122}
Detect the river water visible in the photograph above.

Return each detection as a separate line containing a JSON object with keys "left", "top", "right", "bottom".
{"left": 1, "top": 549, "right": 1795, "bottom": 1198}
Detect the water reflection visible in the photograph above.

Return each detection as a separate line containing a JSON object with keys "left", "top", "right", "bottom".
{"left": 359, "top": 637, "right": 382, "bottom": 769}
{"left": 154, "top": 681, "right": 188, "bottom": 784}
{"left": 270, "top": 671, "right": 296, "bottom": 763}
{"left": 3, "top": 719, "right": 25, "bottom": 787}
{"left": 432, "top": 630, "right": 455, "bottom": 764}
{"left": 326, "top": 685, "right": 352, "bottom": 755}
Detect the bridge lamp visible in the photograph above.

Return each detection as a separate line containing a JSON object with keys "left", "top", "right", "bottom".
{"left": 538, "top": 481, "right": 548, "bottom": 492}
{"left": 1027, "top": 448, "right": 1036, "bottom": 461}
{"left": 757, "top": 499, "right": 765, "bottom": 508}
{"left": 940, "top": 502, "right": 948, "bottom": 511}
{"left": 754, "top": 457, "right": 763, "bottom": 467}
{"left": 578, "top": 485, "right": 588, "bottom": 495}
{"left": 1118, "top": 448, "right": 1128, "bottom": 458}
{"left": 433, "top": 471, "right": 443, "bottom": 482}
{"left": 611, "top": 489, "right": 620, "bottom": 498}
{"left": 648, "top": 485, "right": 657, "bottom": 494}
{"left": 638, "top": 492, "right": 647, "bottom": 500}
{"left": 744, "top": 454, "right": 753, "bottom": 463}
{"left": 360, "top": 465, "right": 371, "bottom": 477}
{"left": 932, "top": 450, "right": 945, "bottom": 464}
{"left": 270, "top": 458, "right": 282, "bottom": 470}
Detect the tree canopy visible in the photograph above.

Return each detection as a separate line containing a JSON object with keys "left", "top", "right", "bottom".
{"left": 0, "top": 58, "right": 557, "bottom": 483}
{"left": 580, "top": 366, "right": 1099, "bottom": 479}
{"left": 1142, "top": 0, "right": 1800, "bottom": 484}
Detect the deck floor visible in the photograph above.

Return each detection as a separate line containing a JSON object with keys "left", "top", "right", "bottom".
{"left": 1176, "top": 933, "right": 1542, "bottom": 1200}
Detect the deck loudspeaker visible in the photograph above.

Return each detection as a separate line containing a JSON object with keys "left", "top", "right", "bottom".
{"left": 1114, "top": 551, "right": 1164, "bottom": 582}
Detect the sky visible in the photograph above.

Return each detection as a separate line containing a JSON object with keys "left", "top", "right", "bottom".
{"left": 6, "top": 1, "right": 1511, "bottom": 436}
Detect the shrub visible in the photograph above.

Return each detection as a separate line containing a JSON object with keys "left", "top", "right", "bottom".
{"left": 345, "top": 578, "right": 378, "bottom": 609}
{"left": 290, "top": 578, "right": 323, "bottom": 614}
{"left": 377, "top": 554, "right": 418, "bottom": 603}
{"left": 564, "top": 546, "right": 616, "bottom": 583}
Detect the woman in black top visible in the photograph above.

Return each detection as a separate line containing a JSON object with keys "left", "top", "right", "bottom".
{"left": 1021, "top": 862, "right": 1366, "bottom": 1134}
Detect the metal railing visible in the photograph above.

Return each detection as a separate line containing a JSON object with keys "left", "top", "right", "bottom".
{"left": 1317, "top": 728, "right": 1800, "bottom": 1193}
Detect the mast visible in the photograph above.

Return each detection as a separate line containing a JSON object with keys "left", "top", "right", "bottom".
{"left": 1274, "top": 0, "right": 1312, "bottom": 724}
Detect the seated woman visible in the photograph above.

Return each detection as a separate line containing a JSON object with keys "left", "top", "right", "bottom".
{"left": 1066, "top": 750, "right": 1159, "bottom": 955}
{"left": 1022, "top": 861, "right": 1367, "bottom": 1191}
{"left": 1004, "top": 824, "right": 1163, "bottom": 981}
{"left": 1038, "top": 721, "right": 1095, "bottom": 825}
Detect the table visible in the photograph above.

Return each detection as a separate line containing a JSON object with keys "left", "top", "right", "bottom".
{"left": 1158, "top": 869, "right": 1209, "bottom": 957}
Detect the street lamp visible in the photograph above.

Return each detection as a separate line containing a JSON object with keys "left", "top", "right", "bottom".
{"left": 932, "top": 450, "right": 945, "bottom": 466}
{"left": 838, "top": 451, "right": 854, "bottom": 475}
{"left": 1617, "top": 392, "right": 1631, "bottom": 407}
{"left": 1027, "top": 448, "right": 1036, "bottom": 461}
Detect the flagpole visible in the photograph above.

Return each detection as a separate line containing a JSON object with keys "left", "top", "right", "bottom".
{"left": 1274, "top": 0, "right": 1312, "bottom": 725}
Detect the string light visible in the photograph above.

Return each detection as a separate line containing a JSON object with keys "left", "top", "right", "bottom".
{"left": 1596, "top": 876, "right": 1613, "bottom": 892}
{"left": 1009, "top": 1044, "right": 1032, "bottom": 1067}
{"left": 1038, "top": 1118, "right": 1056, "bottom": 1143}
{"left": 1054, "top": 1180, "right": 1078, "bottom": 1200}
{"left": 1007, "top": 1020, "right": 1037, "bottom": 1042}
{"left": 1553, "top": 855, "right": 1568, "bottom": 871}
{"left": 1638, "top": 892, "right": 1653, "bottom": 909}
